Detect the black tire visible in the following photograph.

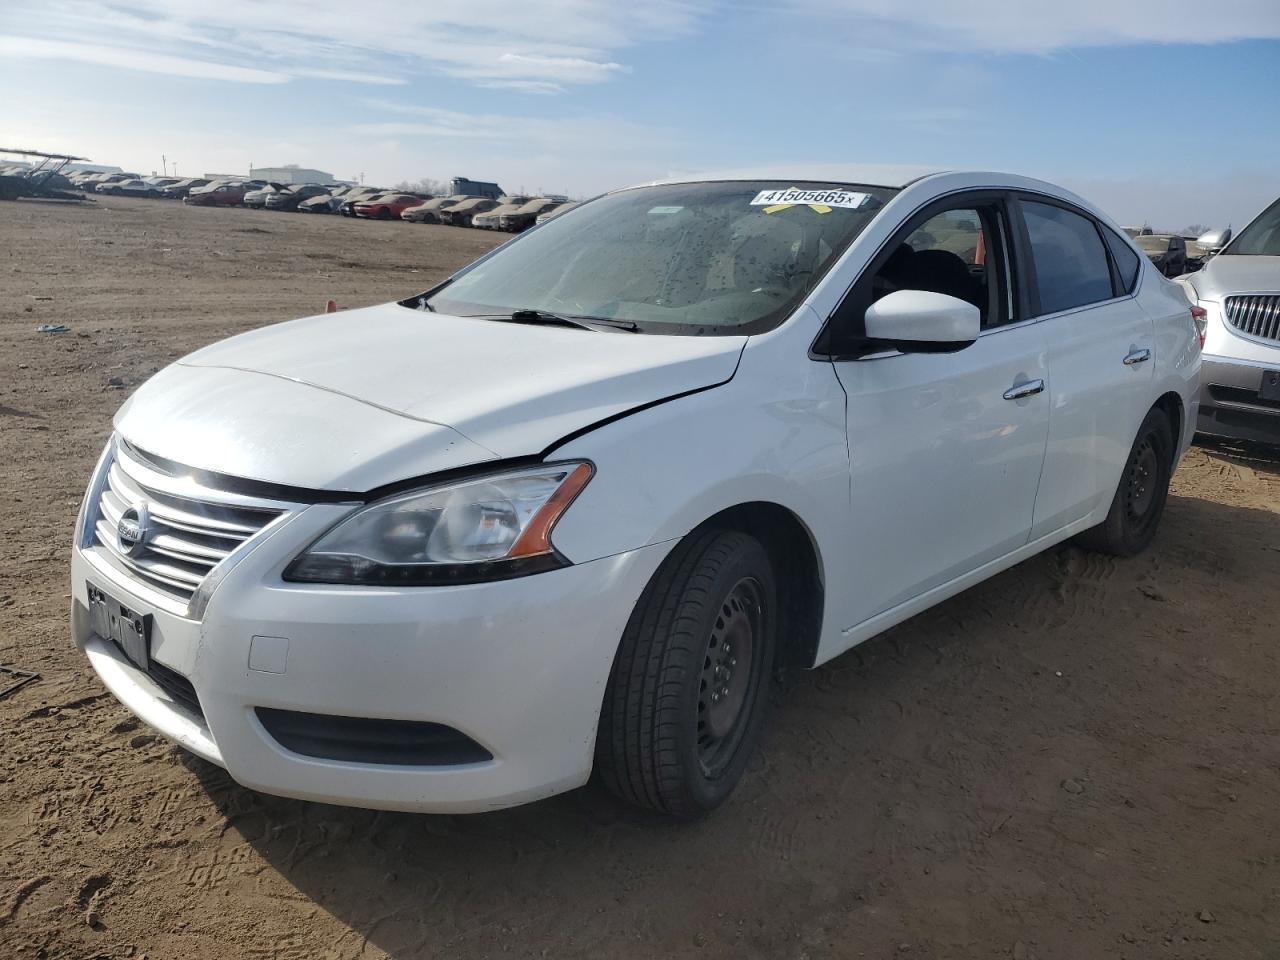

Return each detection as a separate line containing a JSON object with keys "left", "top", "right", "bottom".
{"left": 1075, "top": 406, "right": 1174, "bottom": 556}
{"left": 377, "top": 207, "right": 391, "bottom": 220}
{"left": 596, "top": 529, "right": 777, "bottom": 818}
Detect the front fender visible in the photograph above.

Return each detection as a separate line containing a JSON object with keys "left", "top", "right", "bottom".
{"left": 549, "top": 331, "right": 851, "bottom": 647}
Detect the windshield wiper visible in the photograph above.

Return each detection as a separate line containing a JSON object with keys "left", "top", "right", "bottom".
{"left": 470, "top": 309, "right": 638, "bottom": 333}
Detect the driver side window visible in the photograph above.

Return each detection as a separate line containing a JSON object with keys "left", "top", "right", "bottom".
{"left": 820, "top": 197, "right": 1014, "bottom": 357}
{"left": 876, "top": 207, "right": 1004, "bottom": 328}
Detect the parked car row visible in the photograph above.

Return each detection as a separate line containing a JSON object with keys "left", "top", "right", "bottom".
{"left": 63, "top": 170, "right": 575, "bottom": 233}
{"left": 402, "top": 193, "right": 571, "bottom": 229}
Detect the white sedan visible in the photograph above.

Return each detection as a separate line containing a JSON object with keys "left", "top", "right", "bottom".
{"left": 71, "top": 166, "right": 1200, "bottom": 817}
{"left": 96, "top": 178, "right": 162, "bottom": 198}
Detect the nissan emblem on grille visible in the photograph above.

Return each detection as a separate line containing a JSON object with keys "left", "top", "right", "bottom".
{"left": 116, "top": 503, "right": 150, "bottom": 557}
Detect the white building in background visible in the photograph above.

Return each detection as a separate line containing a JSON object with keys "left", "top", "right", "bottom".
{"left": 64, "top": 162, "right": 123, "bottom": 174}
{"left": 249, "top": 164, "right": 335, "bottom": 185}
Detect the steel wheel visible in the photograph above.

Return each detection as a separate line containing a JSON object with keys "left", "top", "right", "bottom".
{"left": 697, "top": 577, "right": 763, "bottom": 776}
{"left": 1124, "top": 437, "right": 1160, "bottom": 524}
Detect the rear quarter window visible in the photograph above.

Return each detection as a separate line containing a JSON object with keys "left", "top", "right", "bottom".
{"left": 1101, "top": 226, "right": 1141, "bottom": 295}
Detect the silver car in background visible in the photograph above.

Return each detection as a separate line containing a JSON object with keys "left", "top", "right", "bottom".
{"left": 1179, "top": 197, "right": 1280, "bottom": 444}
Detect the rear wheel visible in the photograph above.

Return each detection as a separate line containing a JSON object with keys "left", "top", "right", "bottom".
{"left": 1075, "top": 406, "right": 1174, "bottom": 556}
{"left": 377, "top": 207, "right": 391, "bottom": 220}
{"left": 596, "top": 529, "right": 776, "bottom": 818}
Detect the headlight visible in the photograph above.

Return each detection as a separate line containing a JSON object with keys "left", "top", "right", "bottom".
{"left": 284, "top": 462, "right": 593, "bottom": 586}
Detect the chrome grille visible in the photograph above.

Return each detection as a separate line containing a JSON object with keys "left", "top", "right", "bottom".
{"left": 1224, "top": 294, "right": 1280, "bottom": 344}
{"left": 90, "top": 443, "right": 286, "bottom": 605}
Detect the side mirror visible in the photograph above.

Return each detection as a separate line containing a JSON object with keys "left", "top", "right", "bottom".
{"left": 864, "top": 290, "right": 981, "bottom": 353}
{"left": 1196, "top": 228, "right": 1231, "bottom": 255}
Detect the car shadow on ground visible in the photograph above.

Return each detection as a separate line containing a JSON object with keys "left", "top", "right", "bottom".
{"left": 179, "top": 488, "right": 1280, "bottom": 958}
{"left": 1193, "top": 434, "right": 1280, "bottom": 472}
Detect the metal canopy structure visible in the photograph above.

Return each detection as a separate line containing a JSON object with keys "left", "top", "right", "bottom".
{"left": 0, "top": 146, "right": 93, "bottom": 201}
{"left": 0, "top": 146, "right": 89, "bottom": 162}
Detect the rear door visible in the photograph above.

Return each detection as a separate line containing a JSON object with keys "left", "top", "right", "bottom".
{"left": 1013, "top": 197, "right": 1154, "bottom": 538}
{"left": 823, "top": 191, "right": 1051, "bottom": 628}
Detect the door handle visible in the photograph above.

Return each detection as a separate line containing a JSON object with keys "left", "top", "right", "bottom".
{"left": 1123, "top": 348, "right": 1152, "bottom": 366}
{"left": 1003, "top": 379, "right": 1045, "bottom": 401}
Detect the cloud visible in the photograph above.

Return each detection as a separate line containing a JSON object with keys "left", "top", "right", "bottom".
{"left": 476, "top": 79, "right": 568, "bottom": 95}
{"left": 786, "top": 0, "right": 1280, "bottom": 53}
{"left": 0, "top": 0, "right": 709, "bottom": 92}
{"left": 350, "top": 100, "right": 680, "bottom": 152}
{"left": 0, "top": 35, "right": 288, "bottom": 83}
{"left": 290, "top": 68, "right": 407, "bottom": 86}
{"left": 9, "top": 1, "right": 1274, "bottom": 94}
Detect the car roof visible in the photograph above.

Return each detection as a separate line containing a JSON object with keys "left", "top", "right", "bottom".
{"left": 628, "top": 166, "right": 1115, "bottom": 230}
{"left": 642, "top": 164, "right": 948, "bottom": 190}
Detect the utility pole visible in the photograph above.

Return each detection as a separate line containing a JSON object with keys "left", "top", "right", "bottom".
{"left": 161, "top": 154, "right": 167, "bottom": 176}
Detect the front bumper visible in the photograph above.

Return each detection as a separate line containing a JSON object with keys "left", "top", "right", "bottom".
{"left": 1197, "top": 354, "right": 1280, "bottom": 444}
{"left": 71, "top": 510, "right": 670, "bottom": 813}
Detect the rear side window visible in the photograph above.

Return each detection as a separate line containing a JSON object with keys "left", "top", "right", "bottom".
{"left": 1101, "top": 225, "right": 1141, "bottom": 294}
{"left": 1022, "top": 201, "right": 1114, "bottom": 315}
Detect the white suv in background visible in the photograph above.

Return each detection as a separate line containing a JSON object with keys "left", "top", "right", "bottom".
{"left": 71, "top": 167, "right": 1201, "bottom": 818}
{"left": 1178, "top": 197, "right": 1280, "bottom": 445}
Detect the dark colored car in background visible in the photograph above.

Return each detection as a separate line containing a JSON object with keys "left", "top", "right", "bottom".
{"left": 1135, "top": 234, "right": 1188, "bottom": 277}
{"left": 184, "top": 181, "right": 252, "bottom": 207}
{"left": 162, "top": 178, "right": 212, "bottom": 199}
{"left": 264, "top": 183, "right": 332, "bottom": 211}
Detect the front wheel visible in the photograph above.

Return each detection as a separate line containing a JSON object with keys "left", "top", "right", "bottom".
{"left": 1075, "top": 407, "right": 1174, "bottom": 556}
{"left": 596, "top": 529, "right": 777, "bottom": 818}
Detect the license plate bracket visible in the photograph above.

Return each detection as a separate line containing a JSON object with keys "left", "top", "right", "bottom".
{"left": 87, "top": 584, "right": 152, "bottom": 670}
{"left": 1259, "top": 369, "right": 1280, "bottom": 403}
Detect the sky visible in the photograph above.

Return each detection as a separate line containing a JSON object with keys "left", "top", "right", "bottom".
{"left": 2, "top": 1, "right": 1278, "bottom": 230}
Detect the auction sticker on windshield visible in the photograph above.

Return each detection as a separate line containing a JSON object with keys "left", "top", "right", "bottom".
{"left": 750, "top": 187, "right": 871, "bottom": 214}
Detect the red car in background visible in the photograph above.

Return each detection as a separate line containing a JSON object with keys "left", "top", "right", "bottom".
{"left": 183, "top": 182, "right": 253, "bottom": 207}
{"left": 353, "top": 193, "right": 427, "bottom": 220}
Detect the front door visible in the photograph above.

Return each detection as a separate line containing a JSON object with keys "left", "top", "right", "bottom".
{"left": 825, "top": 196, "right": 1051, "bottom": 629}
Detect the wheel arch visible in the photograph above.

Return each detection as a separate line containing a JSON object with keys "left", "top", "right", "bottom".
{"left": 692, "top": 501, "right": 826, "bottom": 671}
{"left": 1152, "top": 390, "right": 1184, "bottom": 464}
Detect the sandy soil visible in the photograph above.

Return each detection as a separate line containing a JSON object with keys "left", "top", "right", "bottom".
{"left": 1, "top": 196, "right": 1278, "bottom": 960}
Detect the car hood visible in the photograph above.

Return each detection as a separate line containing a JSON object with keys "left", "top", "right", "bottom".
{"left": 114, "top": 302, "right": 745, "bottom": 492}
{"left": 1187, "top": 254, "right": 1280, "bottom": 300}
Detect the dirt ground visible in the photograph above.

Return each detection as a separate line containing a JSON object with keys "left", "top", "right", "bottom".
{"left": 1, "top": 196, "right": 1278, "bottom": 960}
